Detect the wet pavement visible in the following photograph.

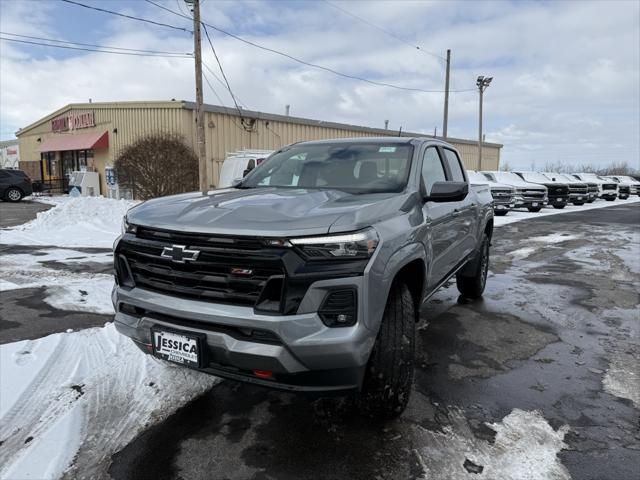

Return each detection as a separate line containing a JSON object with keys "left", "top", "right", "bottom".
{"left": 106, "top": 204, "right": 640, "bottom": 480}
{"left": 0, "top": 199, "right": 51, "bottom": 228}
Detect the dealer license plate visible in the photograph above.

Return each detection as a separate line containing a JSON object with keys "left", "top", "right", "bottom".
{"left": 532, "top": 202, "right": 538, "bottom": 207}
{"left": 152, "top": 329, "right": 200, "bottom": 367}
{"left": 577, "top": 196, "right": 582, "bottom": 200}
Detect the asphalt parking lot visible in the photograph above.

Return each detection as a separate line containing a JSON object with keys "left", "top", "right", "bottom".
{"left": 0, "top": 199, "right": 51, "bottom": 228}
{"left": 104, "top": 204, "right": 639, "bottom": 480}
{"left": 1, "top": 202, "right": 638, "bottom": 480}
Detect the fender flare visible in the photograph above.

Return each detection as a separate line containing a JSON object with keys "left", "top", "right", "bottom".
{"left": 366, "top": 242, "right": 427, "bottom": 332}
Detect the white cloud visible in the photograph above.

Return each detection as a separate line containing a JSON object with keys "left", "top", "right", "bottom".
{"left": 1, "top": 0, "right": 638, "bottom": 170}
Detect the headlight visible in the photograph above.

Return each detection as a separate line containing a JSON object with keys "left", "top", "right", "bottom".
{"left": 289, "top": 228, "right": 379, "bottom": 260}
{"left": 121, "top": 217, "right": 137, "bottom": 235}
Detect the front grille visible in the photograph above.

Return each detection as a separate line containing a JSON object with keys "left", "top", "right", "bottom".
{"left": 491, "top": 188, "right": 513, "bottom": 197}
{"left": 602, "top": 183, "right": 617, "bottom": 191}
{"left": 520, "top": 189, "right": 546, "bottom": 201}
{"left": 117, "top": 229, "right": 285, "bottom": 308}
{"left": 547, "top": 185, "right": 569, "bottom": 196}
{"left": 568, "top": 185, "right": 588, "bottom": 195}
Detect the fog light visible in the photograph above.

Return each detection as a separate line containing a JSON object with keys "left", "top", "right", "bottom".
{"left": 319, "top": 289, "right": 357, "bottom": 327}
{"left": 253, "top": 369, "right": 273, "bottom": 379}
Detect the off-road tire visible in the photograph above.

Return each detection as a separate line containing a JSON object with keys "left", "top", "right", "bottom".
{"left": 456, "top": 233, "right": 489, "bottom": 299}
{"left": 494, "top": 210, "right": 508, "bottom": 216}
{"left": 5, "top": 187, "right": 23, "bottom": 202}
{"left": 527, "top": 206, "right": 542, "bottom": 212}
{"left": 359, "top": 282, "right": 415, "bottom": 419}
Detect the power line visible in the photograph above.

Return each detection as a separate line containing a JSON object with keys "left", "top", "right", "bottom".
{"left": 202, "top": 24, "right": 243, "bottom": 117}
{"left": 322, "top": 0, "right": 446, "bottom": 62}
{"left": 60, "top": 0, "right": 192, "bottom": 33}
{"left": 142, "top": 0, "right": 473, "bottom": 93}
{"left": 201, "top": 70, "right": 248, "bottom": 132}
{"left": 202, "top": 62, "right": 247, "bottom": 107}
{"left": 0, "top": 36, "right": 192, "bottom": 58}
{"left": 0, "top": 31, "right": 192, "bottom": 56}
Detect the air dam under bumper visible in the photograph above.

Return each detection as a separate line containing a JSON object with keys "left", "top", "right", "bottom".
{"left": 112, "top": 279, "right": 374, "bottom": 393}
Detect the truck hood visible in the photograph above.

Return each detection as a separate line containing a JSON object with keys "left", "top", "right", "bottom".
{"left": 126, "top": 187, "right": 411, "bottom": 237}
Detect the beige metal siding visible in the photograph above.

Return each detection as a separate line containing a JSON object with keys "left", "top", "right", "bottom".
{"left": 17, "top": 101, "right": 501, "bottom": 193}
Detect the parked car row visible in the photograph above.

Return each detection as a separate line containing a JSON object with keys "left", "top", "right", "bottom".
{"left": 466, "top": 170, "right": 639, "bottom": 216}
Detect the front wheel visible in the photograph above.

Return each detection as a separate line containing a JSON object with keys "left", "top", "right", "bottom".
{"left": 494, "top": 210, "right": 508, "bottom": 216}
{"left": 605, "top": 198, "right": 615, "bottom": 201}
{"left": 572, "top": 202, "right": 585, "bottom": 206}
{"left": 527, "top": 207, "right": 542, "bottom": 212}
{"left": 456, "top": 233, "right": 490, "bottom": 299}
{"left": 5, "top": 187, "right": 23, "bottom": 202}
{"left": 359, "top": 282, "right": 415, "bottom": 419}
{"left": 553, "top": 204, "right": 565, "bottom": 209}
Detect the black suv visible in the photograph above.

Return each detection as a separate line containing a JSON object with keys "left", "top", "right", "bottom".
{"left": 0, "top": 169, "right": 33, "bottom": 202}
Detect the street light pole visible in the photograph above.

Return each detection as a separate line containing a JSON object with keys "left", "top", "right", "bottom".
{"left": 476, "top": 75, "right": 492, "bottom": 171}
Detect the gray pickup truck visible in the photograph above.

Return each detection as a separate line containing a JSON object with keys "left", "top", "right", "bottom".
{"left": 112, "top": 137, "right": 494, "bottom": 418}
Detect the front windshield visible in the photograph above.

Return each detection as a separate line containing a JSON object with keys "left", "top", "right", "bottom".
{"left": 467, "top": 170, "right": 489, "bottom": 184}
{"left": 240, "top": 142, "right": 414, "bottom": 193}
{"left": 520, "top": 172, "right": 551, "bottom": 183}
{"left": 493, "top": 172, "right": 525, "bottom": 183}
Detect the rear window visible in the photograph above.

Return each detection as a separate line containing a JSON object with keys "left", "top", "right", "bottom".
{"left": 442, "top": 149, "right": 465, "bottom": 182}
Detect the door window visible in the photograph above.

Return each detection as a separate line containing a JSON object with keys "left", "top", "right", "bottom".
{"left": 421, "top": 147, "right": 447, "bottom": 195}
{"left": 442, "top": 149, "right": 465, "bottom": 182}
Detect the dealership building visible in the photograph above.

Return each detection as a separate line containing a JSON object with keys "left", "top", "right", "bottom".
{"left": 16, "top": 100, "right": 502, "bottom": 196}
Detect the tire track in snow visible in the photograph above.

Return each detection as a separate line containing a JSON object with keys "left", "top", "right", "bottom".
{"left": 0, "top": 324, "right": 219, "bottom": 479}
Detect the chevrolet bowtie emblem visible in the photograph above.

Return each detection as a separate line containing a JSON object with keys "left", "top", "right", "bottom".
{"left": 161, "top": 245, "right": 200, "bottom": 263}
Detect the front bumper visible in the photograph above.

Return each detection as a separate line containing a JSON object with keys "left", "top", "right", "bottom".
{"left": 113, "top": 277, "right": 374, "bottom": 392}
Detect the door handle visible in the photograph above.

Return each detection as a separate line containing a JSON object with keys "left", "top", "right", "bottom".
{"left": 452, "top": 209, "right": 461, "bottom": 217}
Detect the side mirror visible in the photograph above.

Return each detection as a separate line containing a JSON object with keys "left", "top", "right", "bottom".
{"left": 425, "top": 181, "right": 469, "bottom": 202}
{"left": 231, "top": 178, "right": 243, "bottom": 187}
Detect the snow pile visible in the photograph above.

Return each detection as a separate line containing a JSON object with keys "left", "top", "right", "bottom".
{"left": 603, "top": 350, "right": 640, "bottom": 409}
{"left": 0, "top": 249, "right": 114, "bottom": 314}
{"left": 0, "top": 196, "right": 135, "bottom": 248}
{"left": 494, "top": 196, "right": 640, "bottom": 227}
{"left": 0, "top": 324, "right": 219, "bottom": 479}
{"left": 415, "top": 408, "right": 570, "bottom": 480}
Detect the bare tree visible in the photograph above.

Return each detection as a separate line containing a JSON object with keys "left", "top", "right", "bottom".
{"left": 499, "top": 161, "right": 512, "bottom": 171}
{"left": 115, "top": 133, "right": 199, "bottom": 200}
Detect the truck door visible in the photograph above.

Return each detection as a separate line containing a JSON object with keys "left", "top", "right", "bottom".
{"left": 441, "top": 148, "right": 477, "bottom": 261}
{"left": 420, "top": 147, "right": 459, "bottom": 291}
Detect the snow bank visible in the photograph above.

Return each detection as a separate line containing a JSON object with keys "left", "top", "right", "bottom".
{"left": 0, "top": 324, "right": 219, "bottom": 479}
{"left": 415, "top": 408, "right": 570, "bottom": 479}
{"left": 494, "top": 197, "right": 640, "bottom": 227}
{"left": 0, "top": 196, "right": 135, "bottom": 248}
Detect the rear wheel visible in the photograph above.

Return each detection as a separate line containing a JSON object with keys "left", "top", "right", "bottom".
{"left": 5, "top": 187, "right": 23, "bottom": 202}
{"left": 456, "top": 233, "right": 490, "bottom": 299}
{"left": 359, "top": 282, "right": 415, "bottom": 419}
{"left": 527, "top": 207, "right": 542, "bottom": 212}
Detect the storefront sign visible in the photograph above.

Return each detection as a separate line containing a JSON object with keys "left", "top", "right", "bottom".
{"left": 51, "top": 112, "right": 95, "bottom": 132}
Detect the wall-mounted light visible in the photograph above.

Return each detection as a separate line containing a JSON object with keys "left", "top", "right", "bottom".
{"left": 37, "top": 137, "right": 41, "bottom": 142}
{"left": 113, "top": 128, "right": 118, "bottom": 134}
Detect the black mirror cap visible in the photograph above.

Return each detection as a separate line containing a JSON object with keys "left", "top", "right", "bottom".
{"left": 425, "top": 181, "right": 469, "bottom": 202}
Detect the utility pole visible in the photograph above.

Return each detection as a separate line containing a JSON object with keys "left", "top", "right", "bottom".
{"left": 188, "top": 0, "right": 208, "bottom": 193}
{"left": 476, "top": 75, "right": 493, "bottom": 171}
{"left": 442, "top": 49, "right": 451, "bottom": 139}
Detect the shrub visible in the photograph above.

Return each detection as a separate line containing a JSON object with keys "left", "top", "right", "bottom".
{"left": 114, "top": 133, "right": 198, "bottom": 200}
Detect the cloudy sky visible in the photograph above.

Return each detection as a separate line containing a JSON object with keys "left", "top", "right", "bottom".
{"left": 1, "top": 0, "right": 638, "bottom": 170}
